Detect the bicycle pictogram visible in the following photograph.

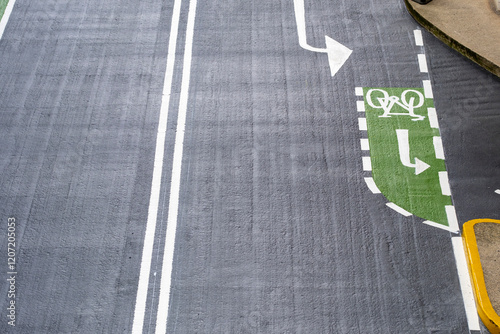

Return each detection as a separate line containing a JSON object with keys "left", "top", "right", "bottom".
{"left": 366, "top": 88, "right": 425, "bottom": 121}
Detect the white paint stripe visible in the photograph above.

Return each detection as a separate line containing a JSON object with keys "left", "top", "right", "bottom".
{"left": 423, "top": 80, "right": 433, "bottom": 99}
{"left": 0, "top": 0, "right": 17, "bottom": 39}
{"left": 358, "top": 118, "right": 367, "bottom": 131}
{"left": 386, "top": 203, "right": 412, "bottom": 217}
{"left": 445, "top": 205, "right": 460, "bottom": 233}
{"left": 433, "top": 136, "right": 445, "bottom": 160}
{"left": 439, "top": 171, "right": 452, "bottom": 196}
{"left": 155, "top": 0, "right": 198, "bottom": 332}
{"left": 356, "top": 100, "right": 365, "bottom": 112}
{"left": 423, "top": 220, "right": 457, "bottom": 232}
{"left": 496, "top": 189, "right": 500, "bottom": 195}
{"left": 451, "top": 236, "right": 482, "bottom": 331}
{"left": 364, "top": 177, "right": 381, "bottom": 194}
{"left": 414, "top": 29, "right": 424, "bottom": 46}
{"left": 427, "top": 107, "right": 439, "bottom": 129}
{"left": 132, "top": 0, "right": 183, "bottom": 331}
{"left": 360, "top": 138, "right": 370, "bottom": 151}
{"left": 355, "top": 87, "right": 364, "bottom": 96}
{"left": 417, "top": 54, "right": 428, "bottom": 73}
{"left": 362, "top": 156, "right": 372, "bottom": 171}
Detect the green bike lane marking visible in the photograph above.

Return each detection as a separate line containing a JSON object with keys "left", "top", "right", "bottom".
{"left": 0, "top": 0, "right": 8, "bottom": 20}
{"left": 356, "top": 86, "right": 457, "bottom": 231}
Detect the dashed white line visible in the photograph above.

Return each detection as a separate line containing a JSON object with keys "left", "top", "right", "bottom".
{"left": 386, "top": 203, "right": 412, "bottom": 217}
{"left": 414, "top": 29, "right": 424, "bottom": 46}
{"left": 0, "top": 0, "right": 17, "bottom": 39}
{"left": 433, "top": 136, "right": 445, "bottom": 160}
{"left": 427, "top": 107, "right": 439, "bottom": 129}
{"left": 360, "top": 138, "right": 370, "bottom": 151}
{"left": 445, "top": 205, "right": 460, "bottom": 233}
{"left": 362, "top": 156, "right": 372, "bottom": 171}
{"left": 423, "top": 80, "right": 433, "bottom": 99}
{"left": 417, "top": 54, "right": 428, "bottom": 73}
{"left": 355, "top": 86, "right": 364, "bottom": 96}
{"left": 358, "top": 117, "right": 367, "bottom": 131}
{"left": 364, "top": 177, "right": 381, "bottom": 194}
{"left": 495, "top": 189, "right": 500, "bottom": 195}
{"left": 356, "top": 100, "right": 365, "bottom": 112}
{"left": 439, "top": 171, "right": 452, "bottom": 196}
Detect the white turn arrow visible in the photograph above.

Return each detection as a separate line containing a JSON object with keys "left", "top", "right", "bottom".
{"left": 396, "top": 129, "right": 430, "bottom": 175}
{"left": 293, "top": 0, "right": 352, "bottom": 77}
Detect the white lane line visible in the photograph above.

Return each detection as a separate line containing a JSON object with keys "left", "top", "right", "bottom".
{"left": 439, "top": 171, "right": 452, "bottom": 196}
{"left": 451, "top": 236, "right": 482, "bottom": 331}
{"left": 364, "top": 177, "right": 381, "bottom": 194}
{"left": 360, "top": 138, "right": 370, "bottom": 151}
{"left": 362, "top": 156, "right": 372, "bottom": 171}
{"left": 355, "top": 87, "right": 364, "bottom": 96}
{"left": 356, "top": 100, "right": 365, "bottom": 112}
{"left": 423, "top": 80, "right": 433, "bottom": 99}
{"left": 445, "top": 205, "right": 460, "bottom": 233}
{"left": 427, "top": 107, "right": 439, "bottom": 129}
{"left": 155, "top": 0, "right": 198, "bottom": 331}
{"left": 131, "top": 0, "right": 183, "bottom": 332}
{"left": 386, "top": 203, "right": 412, "bottom": 217}
{"left": 496, "top": 189, "right": 500, "bottom": 195}
{"left": 433, "top": 136, "right": 445, "bottom": 160}
{"left": 414, "top": 29, "right": 424, "bottom": 46}
{"left": 417, "top": 54, "right": 428, "bottom": 73}
{"left": 358, "top": 117, "right": 367, "bottom": 131}
{"left": 422, "top": 220, "right": 456, "bottom": 232}
{"left": 0, "top": 0, "right": 17, "bottom": 39}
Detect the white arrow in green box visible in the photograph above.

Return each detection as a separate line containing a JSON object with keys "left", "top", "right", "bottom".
{"left": 362, "top": 87, "right": 452, "bottom": 228}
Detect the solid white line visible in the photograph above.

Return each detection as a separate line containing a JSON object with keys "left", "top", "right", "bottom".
{"left": 360, "top": 138, "right": 370, "bottom": 151}
{"left": 439, "top": 171, "right": 452, "bottom": 196}
{"left": 423, "top": 80, "right": 433, "bottom": 99}
{"left": 427, "top": 107, "right": 439, "bottom": 129}
{"left": 357, "top": 100, "right": 365, "bottom": 112}
{"left": 0, "top": 0, "right": 17, "bottom": 39}
{"left": 362, "top": 156, "right": 372, "bottom": 171}
{"left": 131, "top": 0, "right": 183, "bottom": 332}
{"left": 417, "top": 54, "right": 428, "bottom": 73}
{"left": 414, "top": 29, "right": 424, "bottom": 46}
{"left": 433, "top": 136, "right": 445, "bottom": 160}
{"left": 358, "top": 118, "right": 367, "bottom": 131}
{"left": 355, "top": 87, "right": 364, "bottom": 96}
{"left": 364, "top": 177, "right": 381, "bottom": 194}
{"left": 445, "top": 205, "right": 460, "bottom": 233}
{"left": 386, "top": 202, "right": 412, "bottom": 217}
{"left": 155, "top": 0, "right": 198, "bottom": 332}
{"left": 451, "top": 236, "right": 481, "bottom": 331}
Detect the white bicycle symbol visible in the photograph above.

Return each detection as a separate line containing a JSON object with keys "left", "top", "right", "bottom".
{"left": 366, "top": 89, "right": 425, "bottom": 121}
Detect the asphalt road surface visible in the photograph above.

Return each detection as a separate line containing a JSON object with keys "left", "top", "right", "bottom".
{"left": 0, "top": 0, "right": 499, "bottom": 333}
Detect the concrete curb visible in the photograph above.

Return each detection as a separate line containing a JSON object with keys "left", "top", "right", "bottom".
{"left": 403, "top": 0, "right": 500, "bottom": 78}
{"left": 462, "top": 219, "right": 500, "bottom": 334}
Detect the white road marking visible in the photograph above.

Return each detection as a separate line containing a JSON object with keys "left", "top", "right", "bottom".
{"left": 0, "top": 0, "right": 17, "bottom": 39}
{"left": 396, "top": 129, "right": 430, "bottom": 175}
{"left": 445, "top": 205, "right": 459, "bottom": 233}
{"left": 422, "top": 220, "right": 456, "bottom": 232}
{"left": 427, "top": 107, "right": 439, "bottom": 129}
{"left": 496, "top": 189, "right": 500, "bottom": 195}
{"left": 355, "top": 87, "right": 364, "bottom": 96}
{"left": 362, "top": 156, "right": 372, "bottom": 171}
{"left": 423, "top": 80, "right": 433, "bottom": 99}
{"left": 360, "top": 138, "right": 370, "bottom": 151}
{"left": 132, "top": 0, "right": 184, "bottom": 332}
{"left": 364, "top": 177, "right": 381, "bottom": 194}
{"left": 439, "top": 171, "right": 452, "bottom": 196}
{"left": 414, "top": 29, "right": 424, "bottom": 46}
{"left": 357, "top": 100, "right": 365, "bottom": 112}
{"left": 155, "top": 0, "right": 198, "bottom": 331}
{"left": 386, "top": 203, "right": 412, "bottom": 217}
{"left": 293, "top": 0, "right": 352, "bottom": 76}
{"left": 451, "top": 236, "right": 482, "bottom": 331}
{"left": 433, "top": 136, "right": 445, "bottom": 160}
{"left": 358, "top": 118, "right": 367, "bottom": 131}
{"left": 417, "top": 54, "right": 428, "bottom": 73}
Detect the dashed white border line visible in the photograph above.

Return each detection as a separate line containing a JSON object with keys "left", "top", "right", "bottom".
{"left": 0, "top": 0, "right": 17, "bottom": 39}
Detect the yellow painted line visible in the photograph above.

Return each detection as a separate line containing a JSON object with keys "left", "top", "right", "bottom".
{"left": 463, "top": 219, "right": 500, "bottom": 334}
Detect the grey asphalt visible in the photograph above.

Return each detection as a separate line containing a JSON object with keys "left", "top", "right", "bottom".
{"left": 0, "top": 0, "right": 499, "bottom": 333}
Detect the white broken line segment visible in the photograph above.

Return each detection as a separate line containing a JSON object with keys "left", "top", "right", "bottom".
{"left": 0, "top": 0, "right": 17, "bottom": 39}
{"left": 357, "top": 100, "right": 365, "bottom": 112}
{"left": 358, "top": 117, "right": 367, "bottom": 131}
{"left": 439, "top": 171, "right": 452, "bottom": 196}
{"left": 414, "top": 29, "right": 424, "bottom": 46}
{"left": 360, "top": 138, "right": 370, "bottom": 151}
{"left": 428, "top": 107, "right": 439, "bottom": 129}
{"left": 364, "top": 177, "right": 381, "bottom": 194}
{"left": 132, "top": 0, "right": 184, "bottom": 331}
{"left": 362, "top": 156, "right": 372, "bottom": 171}
{"left": 423, "top": 80, "right": 433, "bottom": 99}
{"left": 433, "top": 136, "right": 445, "bottom": 160}
{"left": 445, "top": 205, "right": 460, "bottom": 233}
{"left": 386, "top": 203, "right": 412, "bottom": 217}
{"left": 417, "top": 54, "right": 428, "bottom": 73}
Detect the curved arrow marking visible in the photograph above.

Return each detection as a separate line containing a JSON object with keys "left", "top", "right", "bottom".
{"left": 396, "top": 129, "right": 430, "bottom": 175}
{"left": 293, "top": 0, "right": 352, "bottom": 76}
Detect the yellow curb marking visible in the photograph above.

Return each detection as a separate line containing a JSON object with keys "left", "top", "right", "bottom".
{"left": 463, "top": 219, "right": 500, "bottom": 334}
